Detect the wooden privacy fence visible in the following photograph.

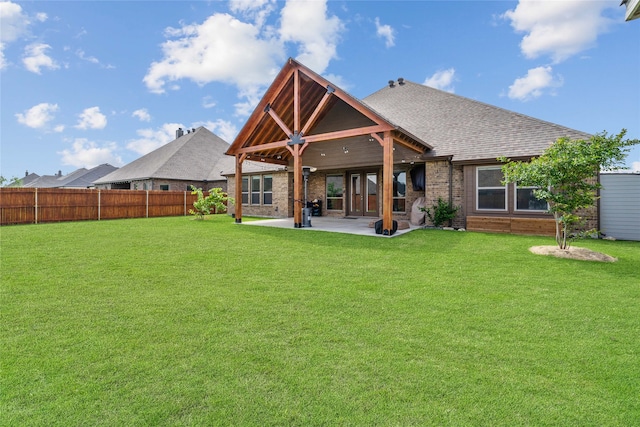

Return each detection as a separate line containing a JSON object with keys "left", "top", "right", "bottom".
{"left": 0, "top": 188, "right": 222, "bottom": 226}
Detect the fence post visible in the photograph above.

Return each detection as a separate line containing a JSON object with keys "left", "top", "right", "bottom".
{"left": 34, "top": 188, "right": 38, "bottom": 224}
{"left": 98, "top": 189, "right": 101, "bottom": 221}
{"left": 146, "top": 190, "right": 149, "bottom": 218}
{"left": 184, "top": 191, "right": 187, "bottom": 216}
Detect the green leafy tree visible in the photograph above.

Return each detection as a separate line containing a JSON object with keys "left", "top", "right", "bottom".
{"left": 500, "top": 130, "right": 639, "bottom": 249}
{"left": 189, "top": 186, "right": 234, "bottom": 219}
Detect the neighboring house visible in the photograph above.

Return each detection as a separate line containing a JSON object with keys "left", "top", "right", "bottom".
{"left": 621, "top": 0, "right": 640, "bottom": 21}
{"left": 94, "top": 127, "right": 232, "bottom": 191}
{"left": 6, "top": 171, "right": 40, "bottom": 187}
{"left": 225, "top": 58, "right": 594, "bottom": 236}
{"left": 22, "top": 164, "right": 118, "bottom": 188}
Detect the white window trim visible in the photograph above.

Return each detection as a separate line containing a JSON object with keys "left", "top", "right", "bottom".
{"left": 514, "top": 184, "right": 549, "bottom": 212}
{"left": 476, "top": 166, "right": 507, "bottom": 211}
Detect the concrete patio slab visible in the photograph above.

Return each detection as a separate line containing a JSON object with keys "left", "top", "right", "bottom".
{"left": 240, "top": 216, "right": 419, "bottom": 237}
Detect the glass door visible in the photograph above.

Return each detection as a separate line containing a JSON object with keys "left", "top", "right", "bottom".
{"left": 366, "top": 173, "right": 378, "bottom": 215}
{"left": 350, "top": 173, "right": 362, "bottom": 215}
{"left": 348, "top": 171, "right": 379, "bottom": 217}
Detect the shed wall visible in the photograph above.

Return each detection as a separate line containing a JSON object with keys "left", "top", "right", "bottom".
{"left": 600, "top": 174, "right": 640, "bottom": 241}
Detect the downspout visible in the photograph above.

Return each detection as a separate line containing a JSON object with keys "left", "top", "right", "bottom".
{"left": 448, "top": 156, "right": 454, "bottom": 227}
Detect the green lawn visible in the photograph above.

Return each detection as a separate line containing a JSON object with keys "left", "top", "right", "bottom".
{"left": 1, "top": 216, "right": 639, "bottom": 426}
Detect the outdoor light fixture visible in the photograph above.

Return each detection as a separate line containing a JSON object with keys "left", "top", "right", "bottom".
{"left": 343, "top": 146, "right": 349, "bottom": 154}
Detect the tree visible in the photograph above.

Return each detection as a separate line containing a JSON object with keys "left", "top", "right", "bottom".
{"left": 189, "top": 186, "right": 234, "bottom": 219}
{"left": 500, "top": 130, "right": 639, "bottom": 249}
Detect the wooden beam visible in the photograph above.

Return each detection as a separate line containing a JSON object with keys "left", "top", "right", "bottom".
{"left": 234, "top": 154, "right": 244, "bottom": 223}
{"left": 301, "top": 88, "right": 333, "bottom": 136}
{"left": 237, "top": 139, "right": 289, "bottom": 154}
{"left": 293, "top": 144, "right": 303, "bottom": 228}
{"left": 266, "top": 107, "right": 292, "bottom": 138}
{"left": 294, "top": 69, "right": 300, "bottom": 133}
{"left": 370, "top": 132, "right": 384, "bottom": 147}
{"left": 382, "top": 131, "right": 394, "bottom": 235}
{"left": 303, "top": 124, "right": 393, "bottom": 144}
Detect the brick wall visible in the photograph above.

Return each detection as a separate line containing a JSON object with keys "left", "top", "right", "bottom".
{"left": 424, "top": 160, "right": 465, "bottom": 228}
{"left": 226, "top": 171, "right": 291, "bottom": 218}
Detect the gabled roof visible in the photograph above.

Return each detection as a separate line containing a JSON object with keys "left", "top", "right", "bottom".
{"left": 363, "top": 80, "right": 591, "bottom": 163}
{"left": 226, "top": 58, "right": 429, "bottom": 165}
{"left": 94, "top": 127, "right": 231, "bottom": 184}
{"left": 22, "top": 164, "right": 117, "bottom": 188}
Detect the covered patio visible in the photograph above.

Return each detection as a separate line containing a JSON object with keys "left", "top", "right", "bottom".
{"left": 225, "top": 58, "right": 431, "bottom": 236}
{"left": 240, "top": 216, "right": 419, "bottom": 237}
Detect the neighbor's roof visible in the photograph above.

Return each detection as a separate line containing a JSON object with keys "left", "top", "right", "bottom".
{"left": 363, "top": 80, "right": 592, "bottom": 163}
{"left": 23, "top": 164, "right": 118, "bottom": 188}
{"left": 94, "top": 127, "right": 231, "bottom": 184}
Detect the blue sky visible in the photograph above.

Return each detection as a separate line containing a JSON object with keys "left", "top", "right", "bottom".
{"left": 1, "top": 0, "right": 639, "bottom": 182}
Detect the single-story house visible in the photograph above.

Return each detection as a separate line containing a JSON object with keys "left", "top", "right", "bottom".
{"left": 224, "top": 58, "right": 595, "bottom": 236}
{"left": 94, "top": 127, "right": 233, "bottom": 191}
{"left": 22, "top": 164, "right": 118, "bottom": 188}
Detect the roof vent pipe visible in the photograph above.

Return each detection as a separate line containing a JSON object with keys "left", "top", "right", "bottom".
{"left": 398, "top": 77, "right": 405, "bottom": 85}
{"left": 388, "top": 80, "right": 395, "bottom": 88}
{"left": 176, "top": 128, "right": 184, "bottom": 138}
{"left": 192, "top": 128, "right": 196, "bottom": 133}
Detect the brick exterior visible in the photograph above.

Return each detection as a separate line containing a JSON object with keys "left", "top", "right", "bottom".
{"left": 95, "top": 179, "right": 226, "bottom": 192}
{"left": 225, "top": 161, "right": 598, "bottom": 236}
{"left": 226, "top": 172, "right": 291, "bottom": 218}
{"left": 423, "top": 160, "right": 465, "bottom": 228}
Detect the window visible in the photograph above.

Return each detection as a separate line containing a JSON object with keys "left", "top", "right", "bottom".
{"left": 263, "top": 175, "right": 273, "bottom": 205}
{"left": 393, "top": 171, "right": 406, "bottom": 212}
{"left": 160, "top": 184, "right": 169, "bottom": 191}
{"left": 241, "top": 177, "right": 249, "bottom": 204}
{"left": 251, "top": 176, "right": 261, "bottom": 204}
{"left": 516, "top": 185, "right": 548, "bottom": 211}
{"left": 326, "top": 175, "right": 344, "bottom": 210}
{"left": 477, "top": 167, "right": 506, "bottom": 210}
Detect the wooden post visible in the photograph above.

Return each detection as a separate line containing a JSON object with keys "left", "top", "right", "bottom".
{"left": 235, "top": 154, "right": 243, "bottom": 223}
{"left": 382, "top": 131, "right": 394, "bottom": 235}
{"left": 293, "top": 144, "right": 303, "bottom": 227}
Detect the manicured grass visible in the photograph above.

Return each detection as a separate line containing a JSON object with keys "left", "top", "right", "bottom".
{"left": 1, "top": 216, "right": 639, "bottom": 426}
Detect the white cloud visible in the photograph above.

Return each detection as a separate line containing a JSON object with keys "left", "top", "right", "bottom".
{"left": 59, "top": 138, "right": 123, "bottom": 169}
{"left": 126, "top": 123, "right": 183, "bottom": 155}
{"left": 76, "top": 49, "right": 99, "bottom": 64}
{"left": 196, "top": 119, "right": 238, "bottom": 144}
{"left": 279, "top": 0, "right": 344, "bottom": 74}
{"left": 75, "top": 106, "right": 107, "bottom": 130}
{"left": 502, "top": 0, "right": 615, "bottom": 63}
{"left": 424, "top": 68, "right": 456, "bottom": 93}
{"left": 229, "top": 0, "right": 276, "bottom": 27}
{"left": 143, "top": 13, "right": 283, "bottom": 95}
{"left": 22, "top": 43, "right": 59, "bottom": 74}
{"left": 202, "top": 96, "right": 216, "bottom": 109}
{"left": 508, "top": 66, "right": 563, "bottom": 101}
{"left": 0, "top": 1, "right": 28, "bottom": 43}
{"left": 15, "top": 102, "right": 59, "bottom": 129}
{"left": 132, "top": 108, "right": 151, "bottom": 122}
{"left": 375, "top": 17, "right": 395, "bottom": 48}
{"left": 1, "top": 1, "right": 48, "bottom": 70}
{"left": 633, "top": 161, "right": 640, "bottom": 173}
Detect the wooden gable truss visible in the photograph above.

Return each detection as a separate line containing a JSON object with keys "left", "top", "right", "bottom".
{"left": 226, "top": 58, "right": 429, "bottom": 235}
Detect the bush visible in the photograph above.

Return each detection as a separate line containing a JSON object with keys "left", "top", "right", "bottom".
{"left": 420, "top": 197, "right": 459, "bottom": 227}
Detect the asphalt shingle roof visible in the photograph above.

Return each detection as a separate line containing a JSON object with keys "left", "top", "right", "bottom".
{"left": 94, "top": 127, "right": 232, "bottom": 184}
{"left": 362, "top": 80, "right": 592, "bottom": 162}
